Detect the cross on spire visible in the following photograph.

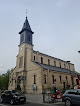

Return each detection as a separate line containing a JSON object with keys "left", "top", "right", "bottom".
{"left": 26, "top": 9, "right": 27, "bottom": 18}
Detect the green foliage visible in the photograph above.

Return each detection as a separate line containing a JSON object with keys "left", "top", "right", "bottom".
{"left": 0, "top": 68, "right": 13, "bottom": 90}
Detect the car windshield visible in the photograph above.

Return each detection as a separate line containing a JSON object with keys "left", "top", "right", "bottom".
{"left": 12, "top": 90, "right": 22, "bottom": 95}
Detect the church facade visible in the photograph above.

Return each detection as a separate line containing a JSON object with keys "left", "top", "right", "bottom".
{"left": 8, "top": 17, "right": 78, "bottom": 94}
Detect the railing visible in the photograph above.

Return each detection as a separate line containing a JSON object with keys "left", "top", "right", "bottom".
{"left": 43, "top": 91, "right": 63, "bottom": 103}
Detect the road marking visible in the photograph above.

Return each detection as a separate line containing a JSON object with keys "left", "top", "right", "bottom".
{"left": 0, "top": 104, "right": 7, "bottom": 106}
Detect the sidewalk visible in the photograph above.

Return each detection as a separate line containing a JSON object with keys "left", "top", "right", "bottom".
{"left": 25, "top": 94, "right": 64, "bottom": 105}
{"left": 25, "top": 94, "right": 43, "bottom": 104}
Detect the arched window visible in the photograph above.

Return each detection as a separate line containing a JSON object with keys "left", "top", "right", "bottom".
{"left": 48, "top": 59, "right": 50, "bottom": 65}
{"left": 59, "top": 63, "right": 61, "bottom": 68}
{"left": 19, "top": 56, "right": 23, "bottom": 67}
{"left": 69, "top": 64, "right": 70, "bottom": 70}
{"left": 66, "top": 76, "right": 68, "bottom": 83}
{"left": 11, "top": 78, "right": 13, "bottom": 86}
{"left": 52, "top": 75, "right": 54, "bottom": 84}
{"left": 21, "top": 34, "right": 24, "bottom": 42}
{"left": 60, "top": 76, "right": 62, "bottom": 84}
{"left": 54, "top": 61, "right": 56, "bottom": 67}
{"left": 64, "top": 64, "right": 66, "bottom": 68}
{"left": 44, "top": 74, "right": 47, "bottom": 84}
{"left": 27, "top": 35, "right": 30, "bottom": 41}
{"left": 34, "top": 75, "right": 36, "bottom": 84}
{"left": 41, "top": 57, "right": 43, "bottom": 64}
{"left": 34, "top": 56, "right": 35, "bottom": 61}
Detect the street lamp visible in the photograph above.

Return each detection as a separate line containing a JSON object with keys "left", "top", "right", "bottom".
{"left": 77, "top": 51, "right": 80, "bottom": 88}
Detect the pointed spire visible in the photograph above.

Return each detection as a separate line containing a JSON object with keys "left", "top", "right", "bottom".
{"left": 22, "top": 17, "right": 31, "bottom": 30}
{"left": 19, "top": 16, "right": 34, "bottom": 34}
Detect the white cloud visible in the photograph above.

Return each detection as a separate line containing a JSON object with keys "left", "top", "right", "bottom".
{"left": 0, "top": 64, "right": 7, "bottom": 74}
{"left": 56, "top": 0, "right": 67, "bottom": 7}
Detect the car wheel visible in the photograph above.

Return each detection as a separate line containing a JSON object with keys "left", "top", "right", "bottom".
{"left": 10, "top": 99, "right": 14, "bottom": 105}
{"left": 51, "top": 97, "right": 55, "bottom": 101}
{"left": 1, "top": 98, "right": 4, "bottom": 103}
{"left": 65, "top": 99, "right": 71, "bottom": 106}
{"left": 23, "top": 100, "right": 26, "bottom": 104}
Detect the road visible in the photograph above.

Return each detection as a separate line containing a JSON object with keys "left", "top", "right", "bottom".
{"left": 0, "top": 92, "right": 65, "bottom": 106}
{"left": 0, "top": 93, "right": 65, "bottom": 106}
{"left": 0, "top": 102, "right": 65, "bottom": 106}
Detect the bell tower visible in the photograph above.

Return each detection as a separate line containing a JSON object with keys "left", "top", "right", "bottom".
{"left": 17, "top": 16, "right": 34, "bottom": 71}
{"left": 15, "top": 16, "right": 34, "bottom": 92}
{"left": 19, "top": 16, "right": 34, "bottom": 45}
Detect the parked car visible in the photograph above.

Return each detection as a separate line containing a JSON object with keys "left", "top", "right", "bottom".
{"left": 62, "top": 89, "right": 80, "bottom": 106}
{"left": 1, "top": 90, "right": 26, "bottom": 105}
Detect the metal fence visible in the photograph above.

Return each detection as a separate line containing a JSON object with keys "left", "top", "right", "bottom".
{"left": 43, "top": 92, "right": 53, "bottom": 103}
{"left": 42, "top": 90, "right": 62, "bottom": 103}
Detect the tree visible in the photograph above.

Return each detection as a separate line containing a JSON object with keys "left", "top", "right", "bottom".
{"left": 0, "top": 68, "right": 13, "bottom": 90}
{"left": 0, "top": 75, "right": 3, "bottom": 89}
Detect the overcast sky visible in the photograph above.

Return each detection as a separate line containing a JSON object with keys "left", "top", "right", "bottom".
{"left": 0, "top": 0, "right": 80, "bottom": 74}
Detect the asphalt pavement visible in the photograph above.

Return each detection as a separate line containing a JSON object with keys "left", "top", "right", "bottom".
{"left": 0, "top": 102, "right": 65, "bottom": 106}
{"left": 0, "top": 93, "right": 65, "bottom": 106}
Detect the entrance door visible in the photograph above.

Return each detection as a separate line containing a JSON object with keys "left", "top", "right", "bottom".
{"left": 63, "top": 82, "right": 65, "bottom": 89}
{"left": 17, "top": 76, "right": 21, "bottom": 90}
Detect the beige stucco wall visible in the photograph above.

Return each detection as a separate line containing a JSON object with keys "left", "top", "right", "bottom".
{"left": 26, "top": 67, "right": 42, "bottom": 94}
{"left": 8, "top": 43, "right": 78, "bottom": 94}
{"left": 8, "top": 43, "right": 43, "bottom": 94}
{"left": 42, "top": 69, "right": 77, "bottom": 91}
{"left": 32, "top": 51, "right": 75, "bottom": 72}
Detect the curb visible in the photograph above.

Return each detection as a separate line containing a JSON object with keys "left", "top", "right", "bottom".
{"left": 26, "top": 101, "right": 64, "bottom": 105}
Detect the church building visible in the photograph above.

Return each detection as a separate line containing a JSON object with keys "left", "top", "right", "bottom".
{"left": 8, "top": 16, "right": 78, "bottom": 94}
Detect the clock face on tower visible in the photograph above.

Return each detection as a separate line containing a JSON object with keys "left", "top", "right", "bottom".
{"left": 20, "top": 47, "right": 23, "bottom": 51}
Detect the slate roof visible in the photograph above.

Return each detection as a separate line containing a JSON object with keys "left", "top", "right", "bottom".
{"left": 19, "top": 17, "right": 33, "bottom": 34}
{"left": 33, "top": 62, "right": 77, "bottom": 76}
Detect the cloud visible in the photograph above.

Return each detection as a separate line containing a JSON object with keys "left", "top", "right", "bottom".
{"left": 56, "top": 0, "right": 67, "bottom": 7}
{"left": 0, "top": 64, "right": 2, "bottom": 67}
{"left": 0, "top": 64, "right": 6, "bottom": 74}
